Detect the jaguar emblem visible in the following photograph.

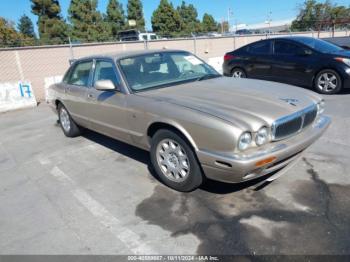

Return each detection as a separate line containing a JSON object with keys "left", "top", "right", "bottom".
{"left": 280, "top": 98, "right": 299, "bottom": 107}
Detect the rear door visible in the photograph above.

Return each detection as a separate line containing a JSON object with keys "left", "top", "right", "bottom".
{"left": 245, "top": 40, "right": 275, "bottom": 80}
{"left": 86, "top": 59, "right": 132, "bottom": 143}
{"left": 63, "top": 60, "right": 93, "bottom": 127}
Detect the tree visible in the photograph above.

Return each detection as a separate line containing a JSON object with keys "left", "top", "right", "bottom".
{"left": 68, "top": 0, "right": 110, "bottom": 42}
{"left": 202, "top": 13, "right": 217, "bottom": 33}
{"left": 127, "top": 0, "right": 145, "bottom": 31}
{"left": 18, "top": 14, "right": 36, "bottom": 38}
{"left": 31, "top": 0, "right": 68, "bottom": 44}
{"left": 106, "top": 0, "right": 126, "bottom": 38}
{"left": 0, "top": 18, "right": 21, "bottom": 47}
{"left": 151, "top": 0, "right": 182, "bottom": 37}
{"left": 177, "top": 1, "right": 201, "bottom": 35}
{"left": 291, "top": 0, "right": 350, "bottom": 32}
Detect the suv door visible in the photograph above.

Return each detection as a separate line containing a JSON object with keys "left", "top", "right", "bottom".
{"left": 63, "top": 60, "right": 93, "bottom": 127}
{"left": 245, "top": 40, "right": 274, "bottom": 80}
{"left": 87, "top": 59, "right": 132, "bottom": 143}
{"left": 272, "top": 40, "right": 316, "bottom": 86}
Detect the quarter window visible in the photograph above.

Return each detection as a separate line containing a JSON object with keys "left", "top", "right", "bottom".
{"left": 67, "top": 61, "right": 93, "bottom": 86}
{"left": 93, "top": 61, "right": 120, "bottom": 87}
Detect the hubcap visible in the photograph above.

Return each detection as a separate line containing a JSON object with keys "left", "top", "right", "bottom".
{"left": 318, "top": 73, "right": 338, "bottom": 92}
{"left": 60, "top": 108, "right": 71, "bottom": 132}
{"left": 156, "top": 139, "right": 190, "bottom": 183}
{"left": 233, "top": 70, "right": 244, "bottom": 78}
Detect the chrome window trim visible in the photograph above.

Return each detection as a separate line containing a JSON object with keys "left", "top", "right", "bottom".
{"left": 272, "top": 104, "right": 318, "bottom": 141}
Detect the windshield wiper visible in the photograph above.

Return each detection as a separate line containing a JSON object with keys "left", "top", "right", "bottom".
{"left": 196, "top": 74, "right": 222, "bottom": 82}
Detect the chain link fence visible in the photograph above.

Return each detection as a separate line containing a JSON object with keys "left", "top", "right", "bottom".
{"left": 0, "top": 30, "right": 349, "bottom": 101}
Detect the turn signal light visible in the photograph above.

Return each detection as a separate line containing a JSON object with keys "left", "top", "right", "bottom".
{"left": 255, "top": 156, "right": 277, "bottom": 168}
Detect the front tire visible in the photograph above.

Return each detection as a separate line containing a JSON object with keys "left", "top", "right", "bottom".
{"left": 150, "top": 129, "right": 204, "bottom": 192}
{"left": 58, "top": 103, "right": 81, "bottom": 137}
{"left": 314, "top": 69, "right": 342, "bottom": 94}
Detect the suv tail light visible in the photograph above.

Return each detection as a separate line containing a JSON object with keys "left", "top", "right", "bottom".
{"left": 224, "top": 54, "right": 236, "bottom": 61}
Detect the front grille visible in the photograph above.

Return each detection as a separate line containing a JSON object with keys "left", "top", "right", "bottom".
{"left": 303, "top": 107, "right": 318, "bottom": 128}
{"left": 272, "top": 104, "right": 318, "bottom": 141}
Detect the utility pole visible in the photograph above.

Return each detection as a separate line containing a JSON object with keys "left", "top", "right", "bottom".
{"left": 227, "top": 8, "right": 233, "bottom": 33}
{"left": 265, "top": 11, "right": 272, "bottom": 37}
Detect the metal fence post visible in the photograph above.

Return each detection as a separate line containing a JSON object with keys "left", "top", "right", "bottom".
{"left": 69, "top": 37, "right": 75, "bottom": 60}
{"left": 192, "top": 33, "right": 197, "bottom": 55}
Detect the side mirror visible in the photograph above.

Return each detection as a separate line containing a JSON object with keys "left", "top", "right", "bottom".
{"left": 95, "top": 80, "right": 116, "bottom": 91}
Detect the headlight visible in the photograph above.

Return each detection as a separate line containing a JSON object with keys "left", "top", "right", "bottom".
{"left": 256, "top": 127, "right": 269, "bottom": 146}
{"left": 238, "top": 132, "right": 252, "bottom": 151}
{"left": 317, "top": 100, "right": 325, "bottom": 115}
{"left": 335, "top": 57, "right": 350, "bottom": 67}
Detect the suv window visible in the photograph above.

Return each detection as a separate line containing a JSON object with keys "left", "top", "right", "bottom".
{"left": 248, "top": 41, "right": 271, "bottom": 54}
{"left": 274, "top": 41, "right": 302, "bottom": 55}
{"left": 67, "top": 61, "right": 93, "bottom": 86}
{"left": 93, "top": 61, "right": 120, "bottom": 87}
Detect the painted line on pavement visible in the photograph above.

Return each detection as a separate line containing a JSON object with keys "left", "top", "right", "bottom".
{"left": 50, "top": 166, "right": 156, "bottom": 255}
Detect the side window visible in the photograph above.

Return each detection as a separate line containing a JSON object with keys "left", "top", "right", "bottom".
{"left": 248, "top": 41, "right": 271, "bottom": 55}
{"left": 93, "top": 61, "right": 120, "bottom": 87}
{"left": 274, "top": 41, "right": 301, "bottom": 55}
{"left": 67, "top": 61, "right": 93, "bottom": 86}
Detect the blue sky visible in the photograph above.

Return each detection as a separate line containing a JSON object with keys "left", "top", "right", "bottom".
{"left": 2, "top": 0, "right": 350, "bottom": 32}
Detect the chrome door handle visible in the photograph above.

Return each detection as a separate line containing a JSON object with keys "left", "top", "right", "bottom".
{"left": 87, "top": 94, "right": 94, "bottom": 99}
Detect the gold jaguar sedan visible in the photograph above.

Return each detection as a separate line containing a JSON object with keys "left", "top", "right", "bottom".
{"left": 48, "top": 50, "right": 330, "bottom": 192}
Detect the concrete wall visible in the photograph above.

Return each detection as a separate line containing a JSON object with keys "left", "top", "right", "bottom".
{"left": 0, "top": 31, "right": 349, "bottom": 101}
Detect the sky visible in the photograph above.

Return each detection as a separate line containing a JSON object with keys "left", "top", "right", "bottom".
{"left": 1, "top": 0, "right": 350, "bottom": 32}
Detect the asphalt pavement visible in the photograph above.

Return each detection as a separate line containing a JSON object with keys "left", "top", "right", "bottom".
{"left": 0, "top": 91, "right": 349, "bottom": 255}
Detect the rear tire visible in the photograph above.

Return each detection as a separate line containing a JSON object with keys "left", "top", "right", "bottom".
{"left": 314, "top": 69, "right": 342, "bottom": 94}
{"left": 231, "top": 68, "right": 246, "bottom": 78}
{"left": 150, "top": 129, "right": 204, "bottom": 192}
{"left": 58, "top": 103, "right": 81, "bottom": 137}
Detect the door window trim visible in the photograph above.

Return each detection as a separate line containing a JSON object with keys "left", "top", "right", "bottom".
{"left": 91, "top": 58, "right": 127, "bottom": 93}
{"left": 66, "top": 59, "right": 94, "bottom": 88}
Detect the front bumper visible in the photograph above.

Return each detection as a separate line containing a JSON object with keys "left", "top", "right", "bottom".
{"left": 197, "top": 115, "right": 331, "bottom": 183}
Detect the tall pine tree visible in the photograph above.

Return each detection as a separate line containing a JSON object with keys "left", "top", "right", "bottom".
{"left": 31, "top": 0, "right": 68, "bottom": 44}
{"left": 152, "top": 0, "right": 182, "bottom": 37}
{"left": 68, "top": 0, "right": 110, "bottom": 42}
{"left": 202, "top": 13, "right": 217, "bottom": 33}
{"left": 177, "top": 1, "right": 201, "bottom": 35}
{"left": 18, "top": 15, "right": 36, "bottom": 38}
{"left": 106, "top": 0, "right": 126, "bottom": 38}
{"left": 127, "top": 0, "right": 145, "bottom": 31}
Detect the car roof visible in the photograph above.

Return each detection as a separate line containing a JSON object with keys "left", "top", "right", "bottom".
{"left": 75, "top": 49, "right": 189, "bottom": 62}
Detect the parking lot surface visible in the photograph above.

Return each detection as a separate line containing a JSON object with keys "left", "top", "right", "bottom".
{"left": 0, "top": 92, "right": 350, "bottom": 255}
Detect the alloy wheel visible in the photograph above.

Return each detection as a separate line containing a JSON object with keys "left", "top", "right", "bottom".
{"left": 317, "top": 72, "right": 338, "bottom": 92}
{"left": 156, "top": 139, "right": 190, "bottom": 183}
{"left": 60, "top": 108, "right": 71, "bottom": 133}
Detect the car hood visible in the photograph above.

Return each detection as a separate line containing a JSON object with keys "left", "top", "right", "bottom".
{"left": 137, "top": 77, "right": 321, "bottom": 131}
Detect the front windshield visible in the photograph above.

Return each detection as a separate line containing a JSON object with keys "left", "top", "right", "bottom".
{"left": 294, "top": 38, "right": 343, "bottom": 53}
{"left": 118, "top": 52, "right": 220, "bottom": 92}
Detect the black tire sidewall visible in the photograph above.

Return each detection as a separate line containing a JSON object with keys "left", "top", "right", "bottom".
{"left": 315, "top": 69, "right": 342, "bottom": 94}
{"left": 150, "top": 129, "right": 204, "bottom": 192}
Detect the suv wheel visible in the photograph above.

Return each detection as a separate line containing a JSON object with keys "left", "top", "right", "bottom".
{"left": 150, "top": 129, "right": 204, "bottom": 192}
{"left": 315, "top": 69, "right": 342, "bottom": 94}
{"left": 58, "top": 104, "right": 81, "bottom": 137}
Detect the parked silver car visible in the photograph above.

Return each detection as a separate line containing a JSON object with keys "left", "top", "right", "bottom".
{"left": 48, "top": 50, "right": 330, "bottom": 192}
